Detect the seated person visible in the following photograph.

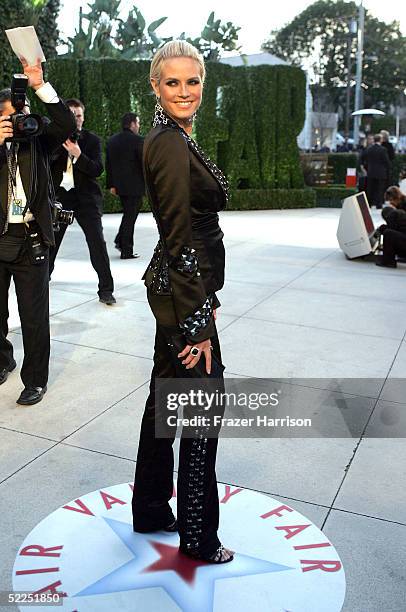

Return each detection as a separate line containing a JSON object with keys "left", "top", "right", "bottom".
{"left": 375, "top": 188, "right": 406, "bottom": 268}
{"left": 384, "top": 186, "right": 406, "bottom": 211}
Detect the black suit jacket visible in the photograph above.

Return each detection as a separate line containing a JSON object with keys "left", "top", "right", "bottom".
{"left": 382, "top": 140, "right": 395, "bottom": 162}
{"left": 51, "top": 129, "right": 103, "bottom": 209}
{"left": 364, "top": 144, "right": 390, "bottom": 180}
{"left": 143, "top": 123, "right": 227, "bottom": 343}
{"left": 0, "top": 99, "right": 76, "bottom": 245}
{"left": 106, "top": 129, "right": 145, "bottom": 197}
{"left": 382, "top": 207, "right": 406, "bottom": 234}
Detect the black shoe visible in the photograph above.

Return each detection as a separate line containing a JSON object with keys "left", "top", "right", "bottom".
{"left": 179, "top": 544, "right": 234, "bottom": 564}
{"left": 134, "top": 518, "right": 178, "bottom": 534}
{"left": 0, "top": 359, "right": 17, "bottom": 385}
{"left": 375, "top": 255, "right": 397, "bottom": 268}
{"left": 17, "top": 385, "right": 47, "bottom": 406}
{"left": 99, "top": 292, "right": 116, "bottom": 305}
{"left": 120, "top": 252, "right": 140, "bottom": 259}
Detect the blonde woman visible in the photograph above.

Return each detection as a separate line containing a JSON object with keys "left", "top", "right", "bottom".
{"left": 132, "top": 40, "right": 233, "bottom": 564}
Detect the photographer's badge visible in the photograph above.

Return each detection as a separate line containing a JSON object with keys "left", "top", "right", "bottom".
{"left": 11, "top": 198, "right": 24, "bottom": 215}
{"left": 12, "top": 481, "right": 346, "bottom": 611}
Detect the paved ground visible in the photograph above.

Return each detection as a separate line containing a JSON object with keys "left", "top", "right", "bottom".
{"left": 0, "top": 209, "right": 405, "bottom": 611}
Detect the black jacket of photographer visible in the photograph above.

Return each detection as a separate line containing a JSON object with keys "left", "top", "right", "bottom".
{"left": 51, "top": 129, "right": 104, "bottom": 210}
{"left": 0, "top": 100, "right": 76, "bottom": 246}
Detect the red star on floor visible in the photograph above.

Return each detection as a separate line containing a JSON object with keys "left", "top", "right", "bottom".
{"left": 141, "top": 541, "right": 209, "bottom": 585}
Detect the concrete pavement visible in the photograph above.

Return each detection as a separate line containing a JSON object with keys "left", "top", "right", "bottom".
{"left": 0, "top": 208, "right": 405, "bottom": 611}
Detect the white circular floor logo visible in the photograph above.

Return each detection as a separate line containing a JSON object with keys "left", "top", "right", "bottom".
{"left": 12, "top": 482, "right": 346, "bottom": 611}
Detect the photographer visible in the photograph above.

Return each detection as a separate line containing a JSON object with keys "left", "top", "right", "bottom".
{"left": 49, "top": 99, "right": 115, "bottom": 305}
{"left": 375, "top": 187, "right": 406, "bottom": 268}
{"left": 0, "top": 58, "right": 75, "bottom": 405}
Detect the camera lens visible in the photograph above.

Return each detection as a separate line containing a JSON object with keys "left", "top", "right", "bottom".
{"left": 21, "top": 115, "right": 40, "bottom": 135}
{"left": 13, "top": 113, "right": 43, "bottom": 138}
{"left": 59, "top": 210, "right": 74, "bottom": 224}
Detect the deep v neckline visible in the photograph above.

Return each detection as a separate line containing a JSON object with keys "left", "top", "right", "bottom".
{"left": 152, "top": 103, "right": 229, "bottom": 207}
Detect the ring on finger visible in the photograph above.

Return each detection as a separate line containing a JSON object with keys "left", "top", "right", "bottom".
{"left": 190, "top": 346, "right": 200, "bottom": 357}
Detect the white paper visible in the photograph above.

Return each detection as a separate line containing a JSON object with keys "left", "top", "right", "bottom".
{"left": 5, "top": 26, "right": 46, "bottom": 65}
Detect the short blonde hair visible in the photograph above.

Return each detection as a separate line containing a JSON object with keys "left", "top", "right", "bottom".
{"left": 150, "top": 40, "right": 206, "bottom": 84}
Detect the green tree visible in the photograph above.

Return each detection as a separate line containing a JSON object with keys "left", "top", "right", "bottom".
{"left": 262, "top": 0, "right": 406, "bottom": 112}
{"left": 36, "top": 0, "right": 61, "bottom": 59}
{"left": 64, "top": 2, "right": 241, "bottom": 62}
{"left": 65, "top": 2, "right": 168, "bottom": 59}
{"left": 184, "top": 11, "right": 241, "bottom": 61}
{"left": 115, "top": 9, "right": 168, "bottom": 59}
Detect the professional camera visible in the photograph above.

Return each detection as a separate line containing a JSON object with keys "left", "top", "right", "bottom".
{"left": 51, "top": 200, "right": 74, "bottom": 232}
{"left": 7, "top": 74, "right": 44, "bottom": 142}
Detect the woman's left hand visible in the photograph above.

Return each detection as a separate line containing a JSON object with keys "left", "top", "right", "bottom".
{"left": 178, "top": 338, "right": 212, "bottom": 374}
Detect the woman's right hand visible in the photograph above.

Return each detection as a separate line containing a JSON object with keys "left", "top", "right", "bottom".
{"left": 178, "top": 338, "right": 213, "bottom": 374}
{"left": 0, "top": 116, "right": 13, "bottom": 146}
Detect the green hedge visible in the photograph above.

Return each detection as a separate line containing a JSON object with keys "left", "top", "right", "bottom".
{"left": 103, "top": 186, "right": 315, "bottom": 212}
{"left": 327, "top": 154, "right": 358, "bottom": 184}
{"left": 328, "top": 153, "right": 406, "bottom": 187}
{"left": 229, "top": 189, "right": 315, "bottom": 209}
{"left": 314, "top": 186, "right": 357, "bottom": 208}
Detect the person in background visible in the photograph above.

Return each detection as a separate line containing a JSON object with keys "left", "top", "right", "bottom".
{"left": 375, "top": 186, "right": 406, "bottom": 267}
{"left": 359, "top": 134, "right": 374, "bottom": 172}
{"left": 380, "top": 130, "right": 395, "bottom": 188}
{"left": 384, "top": 186, "right": 406, "bottom": 211}
{"left": 106, "top": 113, "right": 145, "bottom": 259}
{"left": 358, "top": 134, "right": 374, "bottom": 193}
{"left": 380, "top": 130, "right": 395, "bottom": 161}
{"left": 363, "top": 134, "right": 390, "bottom": 209}
{"left": 49, "top": 98, "right": 116, "bottom": 305}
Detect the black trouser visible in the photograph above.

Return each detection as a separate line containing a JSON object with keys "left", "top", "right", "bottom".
{"left": 382, "top": 229, "right": 406, "bottom": 264}
{"left": 132, "top": 322, "right": 224, "bottom": 557}
{"left": 0, "top": 228, "right": 50, "bottom": 388}
{"left": 114, "top": 195, "right": 142, "bottom": 255}
{"left": 49, "top": 204, "right": 114, "bottom": 296}
{"left": 367, "top": 178, "right": 386, "bottom": 208}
